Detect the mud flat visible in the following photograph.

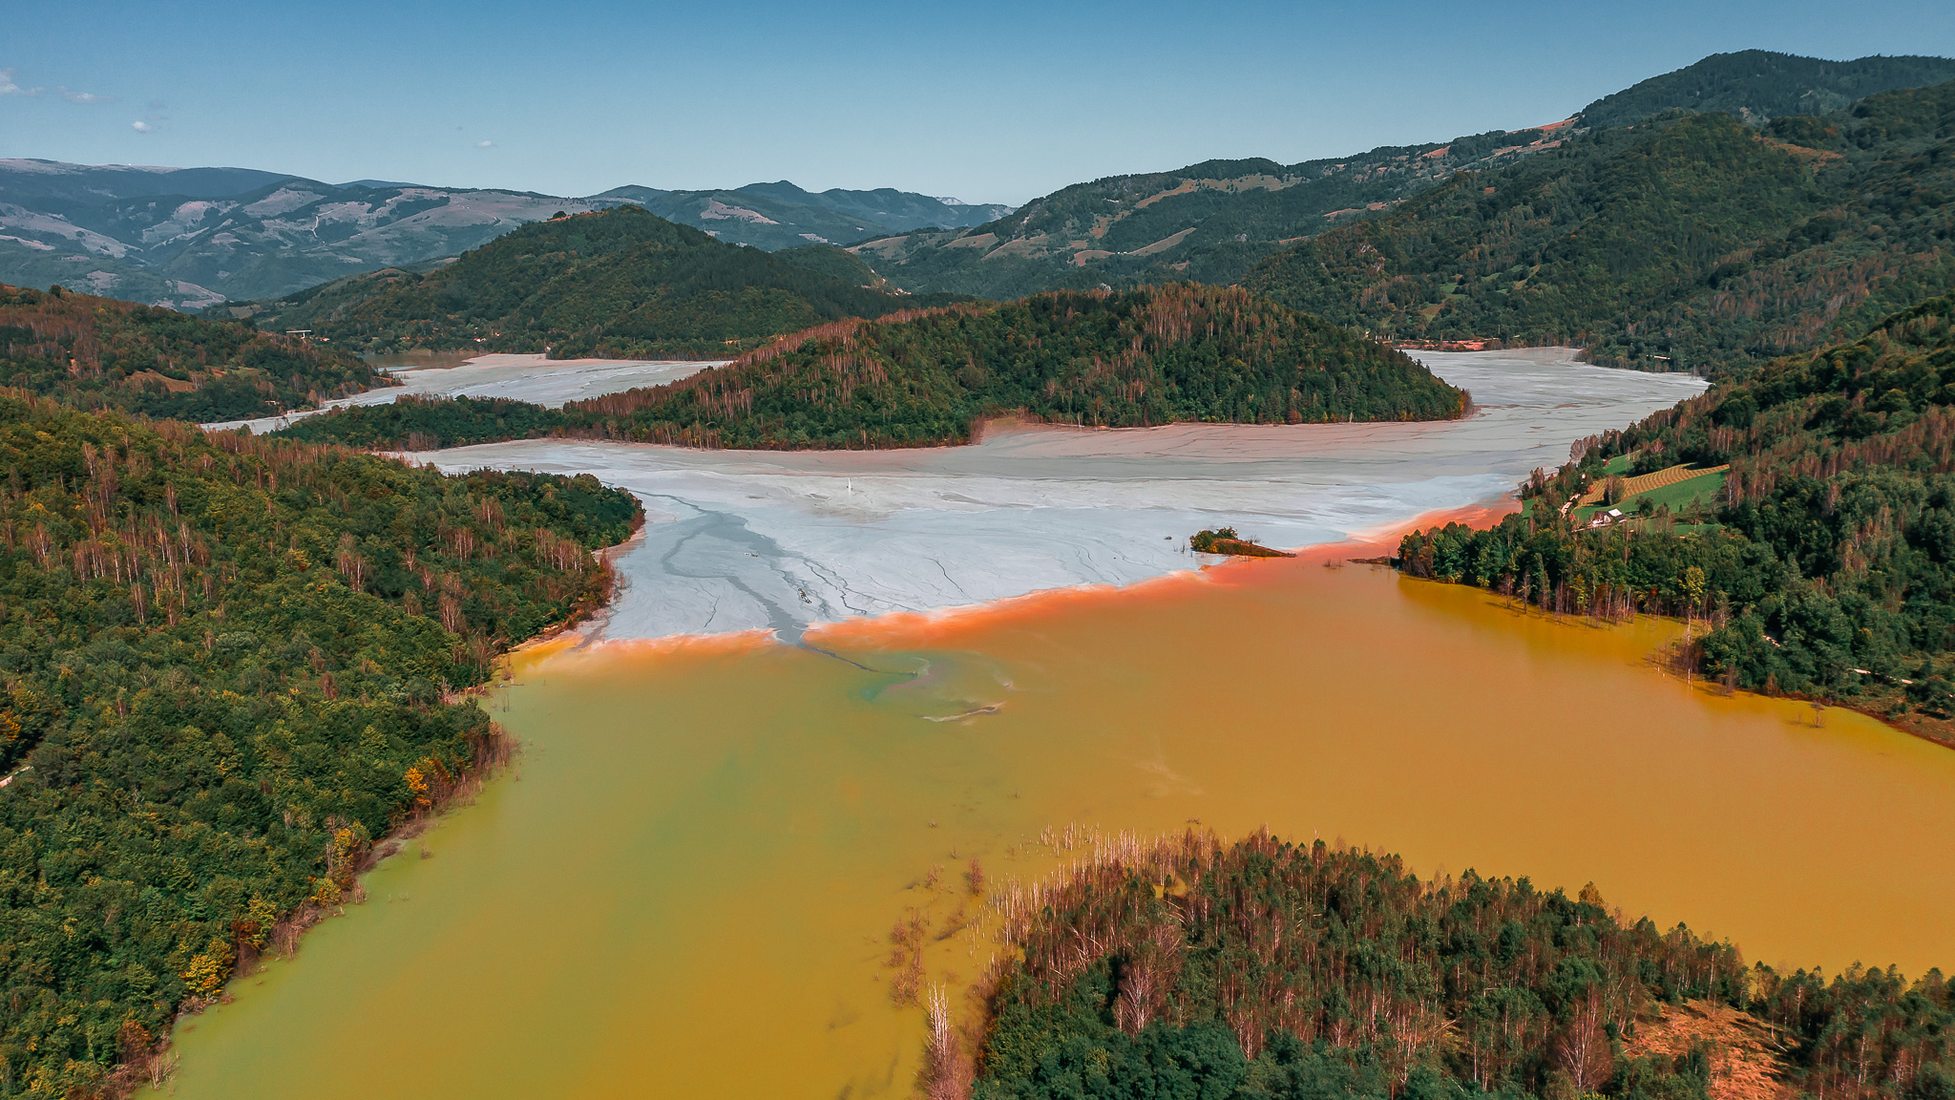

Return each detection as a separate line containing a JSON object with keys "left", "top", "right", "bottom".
{"left": 202, "top": 352, "right": 723, "bottom": 433}
{"left": 413, "top": 349, "right": 1706, "bottom": 640}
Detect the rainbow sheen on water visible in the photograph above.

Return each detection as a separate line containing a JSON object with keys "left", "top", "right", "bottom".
{"left": 153, "top": 561, "right": 1955, "bottom": 1098}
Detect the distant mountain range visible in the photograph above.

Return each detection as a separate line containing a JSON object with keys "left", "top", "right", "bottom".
{"left": 7, "top": 48, "right": 1951, "bottom": 382}
{"left": 0, "top": 160, "right": 1010, "bottom": 310}
{"left": 849, "top": 51, "right": 1955, "bottom": 302}
{"left": 597, "top": 182, "right": 1010, "bottom": 252}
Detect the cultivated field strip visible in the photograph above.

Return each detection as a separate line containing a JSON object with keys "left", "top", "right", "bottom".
{"left": 1578, "top": 462, "right": 1729, "bottom": 506}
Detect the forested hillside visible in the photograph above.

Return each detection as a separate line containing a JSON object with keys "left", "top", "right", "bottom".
{"left": 1576, "top": 49, "right": 1955, "bottom": 128}
{"left": 245, "top": 206, "right": 939, "bottom": 359}
{"left": 0, "top": 394, "right": 639, "bottom": 1095}
{"left": 851, "top": 132, "right": 1572, "bottom": 299}
{"left": 1397, "top": 290, "right": 1955, "bottom": 736}
{"left": 0, "top": 284, "right": 380, "bottom": 421}
{"left": 279, "top": 285, "right": 1467, "bottom": 451}
{"left": 577, "top": 286, "right": 1466, "bottom": 448}
{"left": 960, "top": 832, "right": 1955, "bottom": 1100}
{"left": 1251, "top": 79, "right": 1955, "bottom": 376}
{"left": 857, "top": 52, "right": 1955, "bottom": 309}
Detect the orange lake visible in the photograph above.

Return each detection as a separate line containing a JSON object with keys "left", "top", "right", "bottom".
{"left": 151, "top": 554, "right": 1955, "bottom": 1098}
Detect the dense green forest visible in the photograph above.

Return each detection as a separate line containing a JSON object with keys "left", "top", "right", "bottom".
{"left": 1396, "top": 290, "right": 1955, "bottom": 737}
{"left": 0, "top": 284, "right": 380, "bottom": 421}
{"left": 960, "top": 832, "right": 1955, "bottom": 1100}
{"left": 278, "top": 395, "right": 569, "bottom": 452}
{"left": 276, "top": 286, "right": 1467, "bottom": 451}
{"left": 1250, "top": 79, "right": 1955, "bottom": 377}
{"left": 245, "top": 206, "right": 941, "bottom": 359}
{"left": 0, "top": 394, "right": 639, "bottom": 1095}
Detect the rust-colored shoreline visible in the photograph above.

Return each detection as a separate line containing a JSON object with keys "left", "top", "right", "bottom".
{"left": 803, "top": 497, "right": 1520, "bottom": 651}
{"left": 516, "top": 495, "right": 1523, "bottom": 663}
{"left": 1365, "top": 504, "right": 1955, "bottom": 750}
{"left": 792, "top": 489, "right": 1947, "bottom": 749}
{"left": 501, "top": 515, "right": 647, "bottom": 668}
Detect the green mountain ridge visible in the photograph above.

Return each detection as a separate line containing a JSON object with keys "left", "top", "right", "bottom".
{"left": 1249, "top": 77, "right": 1955, "bottom": 376}
{"left": 849, "top": 130, "right": 1576, "bottom": 298}
{"left": 852, "top": 51, "right": 1955, "bottom": 312}
{"left": 241, "top": 206, "right": 948, "bottom": 360}
{"left": 597, "top": 180, "right": 1011, "bottom": 250}
{"left": 1576, "top": 49, "right": 1955, "bottom": 128}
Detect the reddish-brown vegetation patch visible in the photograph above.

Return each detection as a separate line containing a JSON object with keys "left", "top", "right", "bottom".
{"left": 1625, "top": 1001, "right": 1790, "bottom": 1100}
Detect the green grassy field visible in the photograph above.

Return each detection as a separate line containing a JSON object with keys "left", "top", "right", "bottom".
{"left": 1575, "top": 468, "right": 1727, "bottom": 523}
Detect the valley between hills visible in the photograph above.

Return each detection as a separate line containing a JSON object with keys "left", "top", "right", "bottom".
{"left": 3, "top": 43, "right": 1955, "bottom": 1100}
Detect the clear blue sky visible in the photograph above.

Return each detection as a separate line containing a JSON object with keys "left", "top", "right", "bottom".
{"left": 5, "top": 0, "right": 1953, "bottom": 204}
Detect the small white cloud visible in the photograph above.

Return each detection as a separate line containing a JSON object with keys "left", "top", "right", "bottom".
{"left": 475, "top": 139, "right": 495, "bottom": 149}
{"left": 0, "top": 68, "right": 29, "bottom": 96}
{"left": 60, "top": 88, "right": 111, "bottom": 105}
{"left": 131, "top": 120, "right": 153, "bottom": 134}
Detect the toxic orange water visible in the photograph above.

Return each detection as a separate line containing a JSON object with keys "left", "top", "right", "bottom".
{"left": 154, "top": 551, "right": 1955, "bottom": 1099}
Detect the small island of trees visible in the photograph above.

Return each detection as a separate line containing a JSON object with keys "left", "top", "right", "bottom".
{"left": 1189, "top": 527, "right": 1294, "bottom": 557}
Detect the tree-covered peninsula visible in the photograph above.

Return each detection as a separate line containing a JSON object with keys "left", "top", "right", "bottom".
{"left": 278, "top": 285, "right": 1467, "bottom": 451}
{"left": 0, "top": 394, "right": 639, "bottom": 1095}
{"left": 1396, "top": 289, "right": 1955, "bottom": 737}
{"left": 957, "top": 832, "right": 1955, "bottom": 1100}
{"left": 0, "top": 284, "right": 381, "bottom": 422}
